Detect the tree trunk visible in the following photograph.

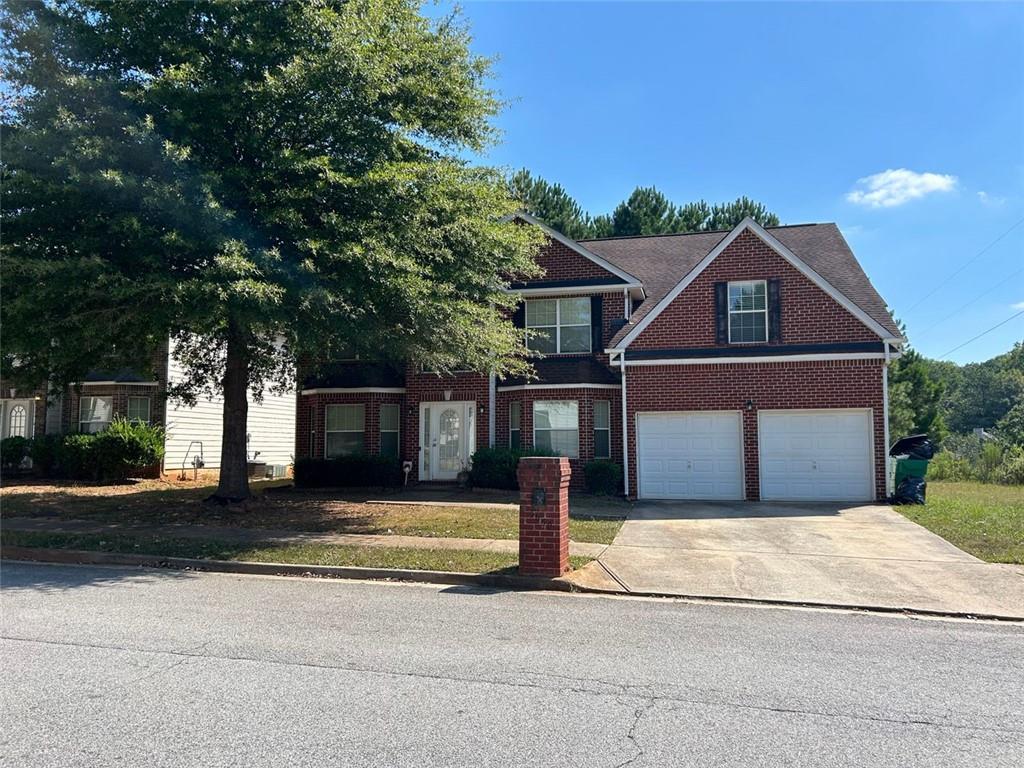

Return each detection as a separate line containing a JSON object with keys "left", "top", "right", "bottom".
{"left": 208, "top": 326, "right": 251, "bottom": 504}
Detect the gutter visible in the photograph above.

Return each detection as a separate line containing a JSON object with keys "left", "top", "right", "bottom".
{"left": 620, "top": 351, "right": 629, "bottom": 497}
{"left": 883, "top": 341, "right": 892, "bottom": 497}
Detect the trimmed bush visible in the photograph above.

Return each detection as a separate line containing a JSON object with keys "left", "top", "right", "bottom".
{"left": 56, "top": 433, "right": 99, "bottom": 480}
{"left": 584, "top": 460, "right": 622, "bottom": 495}
{"left": 468, "top": 446, "right": 556, "bottom": 490}
{"left": 294, "top": 454, "right": 402, "bottom": 488}
{"left": 29, "top": 434, "right": 62, "bottom": 476}
{"left": 1, "top": 436, "right": 31, "bottom": 471}
{"left": 91, "top": 418, "right": 165, "bottom": 481}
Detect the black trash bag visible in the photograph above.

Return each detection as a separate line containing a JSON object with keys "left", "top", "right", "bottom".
{"left": 889, "top": 434, "right": 935, "bottom": 460}
{"left": 893, "top": 476, "right": 927, "bottom": 505}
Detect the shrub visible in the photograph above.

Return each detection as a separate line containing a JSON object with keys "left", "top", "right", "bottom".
{"left": 29, "top": 434, "right": 62, "bottom": 476}
{"left": 996, "top": 447, "right": 1024, "bottom": 485}
{"left": 1, "top": 436, "right": 31, "bottom": 471}
{"left": 56, "top": 433, "right": 99, "bottom": 480}
{"left": 91, "top": 418, "right": 166, "bottom": 481}
{"left": 584, "top": 460, "right": 622, "bottom": 495}
{"left": 976, "top": 442, "right": 1005, "bottom": 484}
{"left": 468, "top": 446, "right": 556, "bottom": 490}
{"left": 926, "top": 450, "right": 974, "bottom": 482}
{"left": 294, "top": 454, "right": 402, "bottom": 488}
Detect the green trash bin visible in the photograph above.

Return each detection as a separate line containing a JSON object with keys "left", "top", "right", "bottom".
{"left": 894, "top": 458, "right": 929, "bottom": 487}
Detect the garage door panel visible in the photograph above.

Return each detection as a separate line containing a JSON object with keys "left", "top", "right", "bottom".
{"left": 759, "top": 410, "right": 873, "bottom": 501}
{"left": 637, "top": 412, "right": 743, "bottom": 500}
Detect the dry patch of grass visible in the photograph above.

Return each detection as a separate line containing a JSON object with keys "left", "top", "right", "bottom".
{"left": 1, "top": 530, "right": 593, "bottom": 574}
{"left": 897, "top": 482, "right": 1024, "bottom": 564}
{"left": 0, "top": 480, "right": 625, "bottom": 544}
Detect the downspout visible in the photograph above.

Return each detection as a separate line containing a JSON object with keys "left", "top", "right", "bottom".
{"left": 882, "top": 341, "right": 892, "bottom": 498}
{"left": 619, "top": 352, "right": 629, "bottom": 497}
{"left": 488, "top": 371, "right": 496, "bottom": 448}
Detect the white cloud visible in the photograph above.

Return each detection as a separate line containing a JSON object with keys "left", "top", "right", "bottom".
{"left": 977, "top": 191, "right": 1006, "bottom": 207}
{"left": 846, "top": 169, "right": 957, "bottom": 208}
{"left": 1013, "top": 301, "right": 1024, "bottom": 311}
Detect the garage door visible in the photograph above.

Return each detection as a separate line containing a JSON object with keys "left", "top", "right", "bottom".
{"left": 758, "top": 410, "right": 873, "bottom": 501}
{"left": 636, "top": 412, "right": 743, "bottom": 500}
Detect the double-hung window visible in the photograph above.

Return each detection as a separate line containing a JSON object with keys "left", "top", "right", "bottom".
{"left": 127, "top": 396, "right": 151, "bottom": 423}
{"left": 325, "top": 404, "right": 365, "bottom": 457}
{"left": 79, "top": 396, "right": 112, "bottom": 433}
{"left": 593, "top": 401, "right": 611, "bottom": 459}
{"left": 526, "top": 298, "right": 591, "bottom": 354}
{"left": 509, "top": 402, "right": 521, "bottom": 450}
{"left": 728, "top": 280, "right": 768, "bottom": 343}
{"left": 379, "top": 404, "right": 400, "bottom": 458}
{"left": 533, "top": 401, "right": 579, "bottom": 458}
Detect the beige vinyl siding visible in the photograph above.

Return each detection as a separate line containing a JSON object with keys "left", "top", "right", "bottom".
{"left": 162, "top": 341, "right": 296, "bottom": 471}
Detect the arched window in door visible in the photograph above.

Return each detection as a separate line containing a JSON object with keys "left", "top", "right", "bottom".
{"left": 8, "top": 405, "right": 27, "bottom": 437}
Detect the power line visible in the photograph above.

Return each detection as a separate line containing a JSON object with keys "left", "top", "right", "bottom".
{"left": 937, "top": 309, "right": 1024, "bottom": 360}
{"left": 915, "top": 265, "right": 1024, "bottom": 338}
{"left": 904, "top": 215, "right": 1024, "bottom": 313}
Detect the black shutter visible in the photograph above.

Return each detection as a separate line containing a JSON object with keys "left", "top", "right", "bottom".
{"left": 768, "top": 278, "right": 781, "bottom": 343}
{"left": 590, "top": 295, "right": 603, "bottom": 352}
{"left": 512, "top": 302, "right": 525, "bottom": 328}
{"left": 714, "top": 282, "right": 728, "bottom": 345}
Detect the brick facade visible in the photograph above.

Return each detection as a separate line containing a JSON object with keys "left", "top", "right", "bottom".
{"left": 632, "top": 230, "right": 879, "bottom": 350}
{"left": 517, "top": 456, "right": 571, "bottom": 577}
{"left": 623, "top": 360, "right": 886, "bottom": 500}
{"left": 534, "top": 236, "right": 622, "bottom": 283}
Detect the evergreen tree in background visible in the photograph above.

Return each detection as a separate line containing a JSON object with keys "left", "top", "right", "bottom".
{"left": 508, "top": 170, "right": 779, "bottom": 238}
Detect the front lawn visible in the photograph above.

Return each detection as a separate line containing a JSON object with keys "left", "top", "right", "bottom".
{"left": 0, "top": 530, "right": 593, "bottom": 574}
{"left": 896, "top": 482, "right": 1024, "bottom": 564}
{"left": 0, "top": 480, "right": 625, "bottom": 544}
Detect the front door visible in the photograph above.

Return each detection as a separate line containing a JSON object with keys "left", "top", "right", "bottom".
{"left": 419, "top": 401, "right": 475, "bottom": 481}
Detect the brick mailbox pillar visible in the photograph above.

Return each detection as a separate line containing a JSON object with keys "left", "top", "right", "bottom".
{"left": 517, "top": 456, "right": 571, "bottom": 577}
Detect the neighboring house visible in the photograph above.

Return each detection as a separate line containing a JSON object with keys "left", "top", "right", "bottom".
{"left": 2, "top": 340, "right": 296, "bottom": 476}
{"left": 298, "top": 213, "right": 903, "bottom": 501}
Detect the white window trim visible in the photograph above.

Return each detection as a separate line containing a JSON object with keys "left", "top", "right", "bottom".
{"left": 324, "top": 404, "right": 366, "bottom": 458}
{"left": 727, "top": 280, "right": 768, "bottom": 344}
{"left": 509, "top": 401, "right": 521, "bottom": 449}
{"left": 593, "top": 400, "right": 611, "bottom": 459}
{"left": 79, "top": 395, "right": 112, "bottom": 433}
{"left": 526, "top": 298, "right": 592, "bottom": 355}
{"left": 126, "top": 396, "right": 151, "bottom": 423}
{"left": 379, "top": 404, "right": 400, "bottom": 457}
{"left": 532, "top": 400, "right": 580, "bottom": 459}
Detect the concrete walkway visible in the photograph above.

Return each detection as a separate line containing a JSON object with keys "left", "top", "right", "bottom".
{"left": 583, "top": 501, "right": 1024, "bottom": 617}
{"left": 1, "top": 517, "right": 607, "bottom": 559}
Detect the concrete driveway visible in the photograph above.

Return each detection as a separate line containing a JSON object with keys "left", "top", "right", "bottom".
{"left": 591, "top": 501, "right": 1024, "bottom": 618}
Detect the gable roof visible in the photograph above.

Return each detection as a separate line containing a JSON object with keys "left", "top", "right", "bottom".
{"left": 508, "top": 212, "right": 643, "bottom": 289}
{"left": 579, "top": 219, "right": 903, "bottom": 347}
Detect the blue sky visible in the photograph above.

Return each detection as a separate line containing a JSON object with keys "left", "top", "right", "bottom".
{"left": 437, "top": 1, "right": 1024, "bottom": 364}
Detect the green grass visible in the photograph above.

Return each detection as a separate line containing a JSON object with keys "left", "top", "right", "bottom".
{"left": 0, "top": 530, "right": 593, "bottom": 574}
{"left": 1, "top": 481, "right": 625, "bottom": 544}
{"left": 896, "top": 481, "right": 1024, "bottom": 564}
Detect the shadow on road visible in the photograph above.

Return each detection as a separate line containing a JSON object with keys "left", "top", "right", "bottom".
{"left": 0, "top": 560, "right": 195, "bottom": 593}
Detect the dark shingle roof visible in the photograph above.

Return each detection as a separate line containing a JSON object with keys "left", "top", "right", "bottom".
{"left": 499, "top": 357, "right": 620, "bottom": 387}
{"left": 302, "top": 362, "right": 406, "bottom": 389}
{"left": 579, "top": 223, "right": 901, "bottom": 346}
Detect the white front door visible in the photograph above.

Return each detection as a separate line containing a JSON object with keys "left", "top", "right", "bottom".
{"left": 636, "top": 411, "right": 744, "bottom": 500}
{"left": 758, "top": 409, "right": 874, "bottom": 501}
{"left": 419, "top": 401, "right": 476, "bottom": 481}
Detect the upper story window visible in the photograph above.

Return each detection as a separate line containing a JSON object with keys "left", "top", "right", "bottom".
{"left": 526, "top": 298, "right": 591, "bottom": 354}
{"left": 728, "top": 280, "right": 768, "bottom": 344}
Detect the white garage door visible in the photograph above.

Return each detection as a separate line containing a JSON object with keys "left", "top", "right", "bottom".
{"left": 758, "top": 410, "right": 874, "bottom": 501}
{"left": 636, "top": 412, "right": 743, "bottom": 500}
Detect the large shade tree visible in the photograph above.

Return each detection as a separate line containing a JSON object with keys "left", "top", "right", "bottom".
{"left": 1, "top": 0, "right": 542, "bottom": 501}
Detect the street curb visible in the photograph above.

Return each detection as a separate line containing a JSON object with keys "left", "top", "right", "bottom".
{"left": 0, "top": 547, "right": 577, "bottom": 593}
{"left": 4, "top": 546, "right": 1022, "bottom": 623}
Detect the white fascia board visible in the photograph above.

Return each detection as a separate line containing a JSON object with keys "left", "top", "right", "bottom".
{"left": 508, "top": 283, "right": 643, "bottom": 298}
{"left": 496, "top": 383, "right": 621, "bottom": 392}
{"left": 624, "top": 353, "right": 887, "bottom": 366}
{"left": 504, "top": 212, "right": 643, "bottom": 286}
{"left": 75, "top": 381, "right": 160, "bottom": 387}
{"left": 300, "top": 387, "right": 406, "bottom": 395}
{"left": 617, "top": 217, "right": 896, "bottom": 348}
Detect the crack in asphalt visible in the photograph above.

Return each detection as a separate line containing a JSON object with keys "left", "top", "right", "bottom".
{"left": 613, "top": 698, "right": 655, "bottom": 768}
{"left": 4, "top": 634, "right": 1022, "bottom": 740}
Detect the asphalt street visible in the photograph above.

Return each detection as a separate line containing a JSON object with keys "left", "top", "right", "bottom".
{"left": 1, "top": 562, "right": 1022, "bottom": 767}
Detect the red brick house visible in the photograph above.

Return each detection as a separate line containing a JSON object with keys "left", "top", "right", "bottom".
{"left": 296, "top": 214, "right": 903, "bottom": 501}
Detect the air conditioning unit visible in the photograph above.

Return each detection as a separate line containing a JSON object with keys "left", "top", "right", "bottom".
{"left": 266, "top": 464, "right": 290, "bottom": 479}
